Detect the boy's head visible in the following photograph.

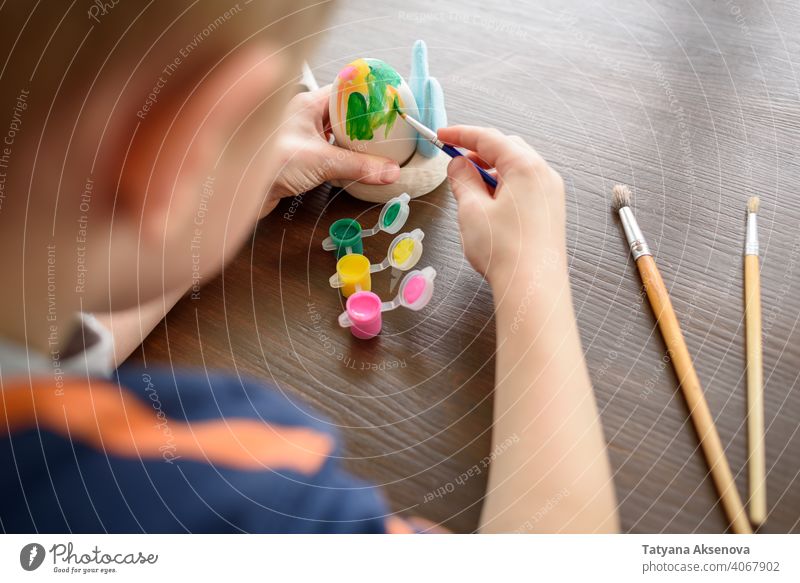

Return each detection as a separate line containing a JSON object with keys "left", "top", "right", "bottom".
{"left": 0, "top": 1, "right": 329, "bottom": 345}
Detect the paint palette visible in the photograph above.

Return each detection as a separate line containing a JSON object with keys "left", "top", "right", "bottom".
{"left": 328, "top": 229, "right": 425, "bottom": 298}
{"left": 323, "top": 195, "right": 436, "bottom": 339}
{"left": 322, "top": 193, "right": 410, "bottom": 259}
{"left": 338, "top": 268, "right": 437, "bottom": 340}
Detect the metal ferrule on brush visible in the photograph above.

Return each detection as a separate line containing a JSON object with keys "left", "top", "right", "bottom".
{"left": 745, "top": 212, "right": 759, "bottom": 256}
{"left": 618, "top": 207, "right": 652, "bottom": 260}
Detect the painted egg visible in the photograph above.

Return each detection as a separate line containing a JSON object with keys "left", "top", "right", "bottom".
{"left": 329, "top": 58, "right": 419, "bottom": 165}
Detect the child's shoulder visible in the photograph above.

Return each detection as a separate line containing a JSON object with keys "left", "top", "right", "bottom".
{"left": 0, "top": 367, "right": 398, "bottom": 533}
{"left": 114, "top": 364, "right": 334, "bottom": 436}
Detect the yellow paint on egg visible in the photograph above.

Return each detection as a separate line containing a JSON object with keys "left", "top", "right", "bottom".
{"left": 392, "top": 238, "right": 415, "bottom": 266}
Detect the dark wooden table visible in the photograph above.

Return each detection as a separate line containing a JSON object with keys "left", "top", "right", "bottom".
{"left": 129, "top": 0, "right": 800, "bottom": 533}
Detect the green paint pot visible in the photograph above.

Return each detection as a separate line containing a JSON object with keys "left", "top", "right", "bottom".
{"left": 329, "top": 218, "right": 363, "bottom": 259}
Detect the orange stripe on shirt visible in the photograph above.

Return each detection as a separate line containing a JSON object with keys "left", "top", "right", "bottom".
{"left": 385, "top": 516, "right": 415, "bottom": 534}
{"left": 385, "top": 516, "right": 449, "bottom": 534}
{"left": 0, "top": 378, "right": 333, "bottom": 475}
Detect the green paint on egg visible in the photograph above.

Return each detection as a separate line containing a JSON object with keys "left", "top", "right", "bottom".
{"left": 346, "top": 92, "right": 372, "bottom": 141}
{"left": 342, "top": 59, "right": 405, "bottom": 142}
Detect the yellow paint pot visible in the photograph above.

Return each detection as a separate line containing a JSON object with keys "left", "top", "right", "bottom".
{"left": 330, "top": 253, "right": 371, "bottom": 297}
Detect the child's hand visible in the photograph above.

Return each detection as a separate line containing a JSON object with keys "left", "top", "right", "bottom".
{"left": 442, "top": 128, "right": 618, "bottom": 534}
{"left": 262, "top": 85, "right": 401, "bottom": 216}
{"left": 439, "top": 125, "right": 566, "bottom": 288}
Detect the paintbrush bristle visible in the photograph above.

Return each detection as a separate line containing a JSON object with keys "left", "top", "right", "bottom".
{"left": 391, "top": 98, "right": 405, "bottom": 117}
{"left": 747, "top": 196, "right": 760, "bottom": 214}
{"left": 611, "top": 184, "right": 632, "bottom": 211}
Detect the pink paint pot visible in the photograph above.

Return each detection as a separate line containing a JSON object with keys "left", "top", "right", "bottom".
{"left": 342, "top": 291, "right": 383, "bottom": 339}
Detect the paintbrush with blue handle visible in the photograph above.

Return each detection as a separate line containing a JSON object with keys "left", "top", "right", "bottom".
{"left": 398, "top": 111, "right": 498, "bottom": 188}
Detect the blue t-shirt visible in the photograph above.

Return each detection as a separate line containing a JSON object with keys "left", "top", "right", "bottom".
{"left": 0, "top": 365, "right": 422, "bottom": 533}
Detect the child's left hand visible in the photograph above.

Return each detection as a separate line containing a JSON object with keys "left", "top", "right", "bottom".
{"left": 261, "top": 85, "right": 401, "bottom": 217}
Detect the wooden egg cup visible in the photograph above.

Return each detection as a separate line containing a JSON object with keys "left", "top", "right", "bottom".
{"left": 329, "top": 146, "right": 449, "bottom": 203}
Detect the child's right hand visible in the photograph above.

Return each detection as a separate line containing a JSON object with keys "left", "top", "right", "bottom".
{"left": 438, "top": 126, "right": 566, "bottom": 289}
{"left": 442, "top": 127, "right": 620, "bottom": 534}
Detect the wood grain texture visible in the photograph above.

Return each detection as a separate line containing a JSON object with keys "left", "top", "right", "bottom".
{"left": 127, "top": 0, "right": 800, "bottom": 533}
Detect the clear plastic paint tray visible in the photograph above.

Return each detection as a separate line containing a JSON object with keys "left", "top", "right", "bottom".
{"left": 395, "top": 266, "right": 436, "bottom": 310}
{"left": 322, "top": 193, "right": 411, "bottom": 256}
{"left": 328, "top": 229, "right": 425, "bottom": 297}
{"left": 381, "top": 228, "right": 424, "bottom": 271}
{"left": 337, "top": 267, "right": 437, "bottom": 339}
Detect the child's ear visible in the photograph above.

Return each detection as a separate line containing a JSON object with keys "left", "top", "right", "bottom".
{"left": 118, "top": 44, "right": 287, "bottom": 244}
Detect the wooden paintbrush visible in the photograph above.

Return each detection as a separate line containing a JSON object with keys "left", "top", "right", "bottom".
{"left": 744, "top": 196, "right": 766, "bottom": 526}
{"left": 397, "top": 110, "right": 498, "bottom": 188}
{"left": 612, "top": 184, "right": 752, "bottom": 534}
